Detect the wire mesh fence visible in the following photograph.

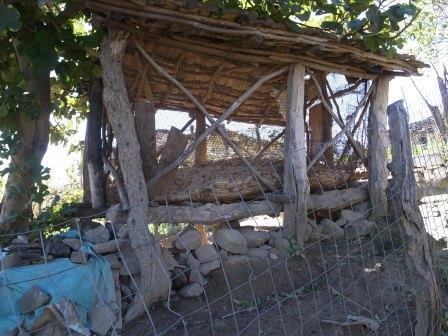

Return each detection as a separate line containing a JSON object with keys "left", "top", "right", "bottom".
{"left": 1, "top": 73, "right": 448, "bottom": 336}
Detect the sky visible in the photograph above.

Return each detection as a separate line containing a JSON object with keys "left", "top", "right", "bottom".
{"left": 41, "top": 63, "right": 447, "bottom": 187}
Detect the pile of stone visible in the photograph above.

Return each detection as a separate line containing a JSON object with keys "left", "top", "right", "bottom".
{"left": 0, "top": 206, "right": 376, "bottom": 335}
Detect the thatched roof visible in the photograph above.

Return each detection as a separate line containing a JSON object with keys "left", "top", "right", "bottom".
{"left": 88, "top": 0, "right": 425, "bottom": 125}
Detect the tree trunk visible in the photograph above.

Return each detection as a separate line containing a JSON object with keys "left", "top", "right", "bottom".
{"left": 85, "top": 77, "right": 107, "bottom": 209}
{"left": 0, "top": 41, "right": 51, "bottom": 234}
{"left": 100, "top": 29, "right": 169, "bottom": 323}
{"left": 134, "top": 101, "right": 157, "bottom": 180}
{"left": 387, "top": 100, "right": 442, "bottom": 335}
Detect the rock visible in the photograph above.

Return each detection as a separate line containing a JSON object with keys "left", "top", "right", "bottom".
{"left": 194, "top": 245, "right": 219, "bottom": 263}
{"left": 269, "top": 230, "right": 281, "bottom": 240}
{"left": 0, "top": 252, "right": 21, "bottom": 270}
{"left": 33, "top": 324, "right": 65, "bottom": 336}
{"left": 12, "top": 235, "right": 28, "bottom": 244}
{"left": 173, "top": 228, "right": 202, "bottom": 251}
{"left": 128, "top": 275, "right": 141, "bottom": 294}
{"left": 62, "top": 238, "right": 81, "bottom": 251}
{"left": 19, "top": 285, "right": 51, "bottom": 314}
{"left": 309, "top": 232, "right": 330, "bottom": 242}
{"left": 303, "top": 223, "right": 312, "bottom": 243}
{"left": 321, "top": 219, "right": 344, "bottom": 239}
{"left": 45, "top": 240, "right": 71, "bottom": 258}
{"left": 171, "top": 268, "right": 188, "bottom": 289}
{"left": 345, "top": 220, "right": 375, "bottom": 241}
{"left": 219, "top": 249, "right": 228, "bottom": 261}
{"left": 162, "top": 248, "right": 179, "bottom": 271}
{"left": 175, "top": 252, "right": 189, "bottom": 266}
{"left": 88, "top": 303, "right": 116, "bottom": 336}
{"left": 55, "top": 299, "right": 90, "bottom": 335}
{"left": 120, "top": 283, "right": 132, "bottom": 298}
{"left": 213, "top": 228, "right": 247, "bottom": 254}
{"left": 180, "top": 283, "right": 203, "bottom": 298}
{"left": 92, "top": 239, "right": 130, "bottom": 254}
{"left": 246, "top": 246, "right": 269, "bottom": 258}
{"left": 308, "top": 219, "right": 322, "bottom": 234}
{"left": 335, "top": 218, "right": 347, "bottom": 227}
{"left": 70, "top": 251, "right": 88, "bottom": 264}
{"left": 199, "top": 259, "right": 221, "bottom": 276}
{"left": 29, "top": 305, "right": 56, "bottom": 331}
{"left": 224, "top": 255, "right": 248, "bottom": 267}
{"left": 340, "top": 209, "right": 364, "bottom": 222}
{"left": 104, "top": 254, "right": 120, "bottom": 269}
{"left": 84, "top": 226, "right": 110, "bottom": 244}
{"left": 118, "top": 251, "right": 141, "bottom": 275}
{"left": 237, "top": 227, "right": 269, "bottom": 247}
{"left": 269, "top": 248, "right": 279, "bottom": 260}
{"left": 106, "top": 204, "right": 129, "bottom": 238}
{"left": 186, "top": 254, "right": 207, "bottom": 285}
{"left": 274, "top": 238, "right": 290, "bottom": 252}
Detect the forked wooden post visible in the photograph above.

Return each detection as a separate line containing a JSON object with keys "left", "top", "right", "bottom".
{"left": 387, "top": 100, "right": 442, "bottom": 335}
{"left": 368, "top": 76, "right": 390, "bottom": 221}
{"left": 283, "top": 64, "right": 309, "bottom": 243}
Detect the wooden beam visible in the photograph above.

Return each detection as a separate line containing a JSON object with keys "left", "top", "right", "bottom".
{"left": 309, "top": 72, "right": 366, "bottom": 161}
{"left": 387, "top": 100, "right": 442, "bottom": 335}
{"left": 135, "top": 40, "right": 286, "bottom": 192}
{"left": 308, "top": 84, "right": 374, "bottom": 170}
{"left": 134, "top": 101, "right": 157, "bottom": 180}
{"left": 368, "top": 76, "right": 390, "bottom": 221}
{"left": 194, "top": 112, "right": 207, "bottom": 165}
{"left": 145, "top": 186, "right": 368, "bottom": 225}
{"left": 283, "top": 64, "right": 309, "bottom": 243}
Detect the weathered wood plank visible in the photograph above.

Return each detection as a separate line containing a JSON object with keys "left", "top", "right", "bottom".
{"left": 387, "top": 100, "right": 442, "bottom": 335}
{"left": 134, "top": 101, "right": 157, "bottom": 180}
{"left": 368, "top": 76, "right": 390, "bottom": 220}
{"left": 146, "top": 186, "right": 368, "bottom": 225}
{"left": 283, "top": 64, "right": 309, "bottom": 243}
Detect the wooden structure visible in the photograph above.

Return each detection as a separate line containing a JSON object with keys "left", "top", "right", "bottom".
{"left": 87, "top": 0, "right": 425, "bottom": 245}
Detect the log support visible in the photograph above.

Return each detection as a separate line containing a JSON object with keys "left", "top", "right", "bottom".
{"left": 100, "top": 30, "right": 169, "bottom": 323}
{"left": 368, "top": 76, "right": 390, "bottom": 221}
{"left": 387, "top": 100, "right": 442, "bottom": 335}
{"left": 194, "top": 112, "right": 207, "bottom": 165}
{"left": 283, "top": 64, "right": 309, "bottom": 243}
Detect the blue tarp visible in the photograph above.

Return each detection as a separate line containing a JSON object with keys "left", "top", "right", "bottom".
{"left": 0, "top": 254, "right": 116, "bottom": 334}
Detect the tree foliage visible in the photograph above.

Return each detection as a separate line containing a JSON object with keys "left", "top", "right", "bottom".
{"left": 0, "top": 0, "right": 101, "bottom": 231}
{"left": 202, "top": 0, "right": 421, "bottom": 55}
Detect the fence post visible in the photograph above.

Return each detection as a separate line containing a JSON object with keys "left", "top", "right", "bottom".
{"left": 368, "top": 76, "right": 390, "bottom": 221}
{"left": 283, "top": 64, "right": 309, "bottom": 245}
{"left": 387, "top": 100, "right": 442, "bottom": 335}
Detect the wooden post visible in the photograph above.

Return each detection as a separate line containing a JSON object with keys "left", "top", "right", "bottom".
{"left": 134, "top": 101, "right": 157, "bottom": 180}
{"left": 387, "top": 100, "right": 442, "bottom": 335}
{"left": 100, "top": 30, "right": 169, "bottom": 323}
{"left": 194, "top": 112, "right": 207, "bottom": 165}
{"left": 283, "top": 64, "right": 309, "bottom": 243}
{"left": 368, "top": 76, "right": 390, "bottom": 221}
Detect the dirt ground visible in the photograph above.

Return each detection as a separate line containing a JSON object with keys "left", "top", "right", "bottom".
{"left": 125, "top": 236, "right": 419, "bottom": 336}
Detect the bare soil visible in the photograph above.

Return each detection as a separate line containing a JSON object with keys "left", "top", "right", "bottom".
{"left": 125, "top": 238, "right": 417, "bottom": 336}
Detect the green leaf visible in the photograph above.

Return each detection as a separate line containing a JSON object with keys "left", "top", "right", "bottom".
{"left": 347, "top": 19, "right": 364, "bottom": 31}
{"left": 0, "top": 4, "right": 22, "bottom": 32}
